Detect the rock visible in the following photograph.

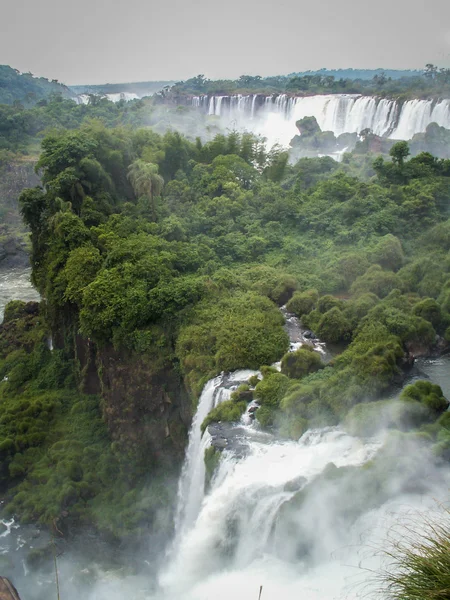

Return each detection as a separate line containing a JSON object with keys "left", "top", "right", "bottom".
{"left": 0, "top": 577, "right": 21, "bottom": 600}
{"left": 303, "top": 330, "right": 316, "bottom": 340}
{"left": 23, "top": 302, "right": 39, "bottom": 315}
{"left": 284, "top": 476, "right": 307, "bottom": 492}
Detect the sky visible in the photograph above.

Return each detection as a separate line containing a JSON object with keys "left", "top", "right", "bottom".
{"left": 1, "top": 0, "right": 450, "bottom": 85}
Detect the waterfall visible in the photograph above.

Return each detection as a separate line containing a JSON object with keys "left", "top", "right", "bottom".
{"left": 162, "top": 427, "right": 383, "bottom": 592}
{"left": 174, "top": 369, "right": 258, "bottom": 541}
{"left": 190, "top": 93, "right": 450, "bottom": 147}
{"left": 161, "top": 304, "right": 450, "bottom": 600}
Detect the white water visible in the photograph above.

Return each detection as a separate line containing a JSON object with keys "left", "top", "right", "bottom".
{"left": 163, "top": 427, "right": 383, "bottom": 592}
{"left": 76, "top": 92, "right": 140, "bottom": 104}
{"left": 174, "top": 370, "right": 257, "bottom": 541}
{"left": 0, "top": 267, "right": 39, "bottom": 321}
{"left": 192, "top": 94, "right": 450, "bottom": 147}
{"left": 161, "top": 304, "right": 450, "bottom": 600}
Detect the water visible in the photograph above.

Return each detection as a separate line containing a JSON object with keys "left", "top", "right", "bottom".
{"left": 411, "top": 354, "right": 450, "bottom": 398}
{"left": 174, "top": 370, "right": 258, "bottom": 542}
{"left": 75, "top": 92, "right": 140, "bottom": 104}
{"left": 163, "top": 427, "right": 383, "bottom": 592}
{"left": 191, "top": 94, "right": 450, "bottom": 147}
{"left": 0, "top": 267, "right": 39, "bottom": 322}
{"left": 162, "top": 312, "right": 450, "bottom": 600}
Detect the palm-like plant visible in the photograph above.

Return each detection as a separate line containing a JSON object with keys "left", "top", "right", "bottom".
{"left": 127, "top": 159, "right": 164, "bottom": 221}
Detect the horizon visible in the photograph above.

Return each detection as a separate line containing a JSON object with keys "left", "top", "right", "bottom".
{"left": 5, "top": 64, "right": 429, "bottom": 88}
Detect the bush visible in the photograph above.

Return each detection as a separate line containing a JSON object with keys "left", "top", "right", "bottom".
{"left": 317, "top": 294, "right": 343, "bottom": 314}
{"left": 254, "top": 373, "right": 291, "bottom": 408}
{"left": 201, "top": 400, "right": 247, "bottom": 433}
{"left": 280, "top": 346, "right": 323, "bottom": 379}
{"left": 400, "top": 381, "right": 449, "bottom": 419}
{"left": 412, "top": 298, "right": 442, "bottom": 329}
{"left": 370, "top": 234, "right": 404, "bottom": 271}
{"left": 285, "top": 289, "right": 318, "bottom": 317}
{"left": 316, "top": 307, "right": 351, "bottom": 343}
{"left": 350, "top": 265, "right": 399, "bottom": 298}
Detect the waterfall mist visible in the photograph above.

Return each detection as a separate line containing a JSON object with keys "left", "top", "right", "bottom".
{"left": 191, "top": 94, "right": 450, "bottom": 147}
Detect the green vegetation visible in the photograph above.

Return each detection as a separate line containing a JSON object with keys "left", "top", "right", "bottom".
{"left": 0, "top": 65, "right": 73, "bottom": 106}
{"left": 376, "top": 507, "right": 450, "bottom": 600}
{"left": 1, "top": 100, "right": 450, "bottom": 538}
{"left": 162, "top": 65, "right": 450, "bottom": 100}
{"left": 280, "top": 346, "right": 323, "bottom": 379}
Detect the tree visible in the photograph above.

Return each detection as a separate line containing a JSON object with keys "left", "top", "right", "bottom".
{"left": 127, "top": 159, "right": 164, "bottom": 221}
{"left": 390, "top": 141, "right": 410, "bottom": 167}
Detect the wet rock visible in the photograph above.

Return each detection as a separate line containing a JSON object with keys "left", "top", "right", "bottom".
{"left": 303, "top": 330, "right": 316, "bottom": 340}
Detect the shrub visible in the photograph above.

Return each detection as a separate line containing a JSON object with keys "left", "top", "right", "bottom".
{"left": 286, "top": 289, "right": 318, "bottom": 317}
{"left": 350, "top": 265, "right": 399, "bottom": 298}
{"left": 317, "top": 294, "right": 343, "bottom": 314}
{"left": 316, "top": 307, "right": 351, "bottom": 343}
{"left": 280, "top": 346, "right": 323, "bottom": 379}
{"left": 412, "top": 298, "right": 442, "bottom": 329}
{"left": 254, "top": 373, "right": 291, "bottom": 408}
{"left": 370, "top": 234, "right": 404, "bottom": 271}
{"left": 201, "top": 400, "right": 247, "bottom": 433}
{"left": 400, "top": 381, "right": 449, "bottom": 419}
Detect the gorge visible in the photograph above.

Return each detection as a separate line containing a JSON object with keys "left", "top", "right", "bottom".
{"left": 1, "top": 67, "right": 450, "bottom": 600}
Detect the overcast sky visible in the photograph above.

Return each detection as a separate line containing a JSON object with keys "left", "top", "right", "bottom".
{"left": 1, "top": 0, "right": 450, "bottom": 85}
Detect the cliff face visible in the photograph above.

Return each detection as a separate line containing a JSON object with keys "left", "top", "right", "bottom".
{"left": 73, "top": 332, "right": 191, "bottom": 469}
{"left": 96, "top": 345, "right": 191, "bottom": 466}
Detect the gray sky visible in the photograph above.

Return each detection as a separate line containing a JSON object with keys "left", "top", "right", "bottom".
{"left": 1, "top": 0, "right": 450, "bottom": 85}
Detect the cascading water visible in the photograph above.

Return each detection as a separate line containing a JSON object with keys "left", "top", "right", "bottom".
{"left": 173, "top": 369, "right": 258, "bottom": 542}
{"left": 191, "top": 93, "right": 450, "bottom": 147}
{"left": 163, "top": 427, "right": 383, "bottom": 592}
{"left": 161, "top": 309, "right": 450, "bottom": 600}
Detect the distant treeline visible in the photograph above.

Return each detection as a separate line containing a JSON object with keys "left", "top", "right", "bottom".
{"left": 70, "top": 80, "right": 175, "bottom": 98}
{"left": 162, "top": 65, "right": 450, "bottom": 100}
{"left": 0, "top": 65, "right": 74, "bottom": 105}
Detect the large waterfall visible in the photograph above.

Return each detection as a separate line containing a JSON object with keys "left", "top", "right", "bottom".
{"left": 191, "top": 93, "right": 450, "bottom": 147}
{"left": 159, "top": 313, "right": 450, "bottom": 600}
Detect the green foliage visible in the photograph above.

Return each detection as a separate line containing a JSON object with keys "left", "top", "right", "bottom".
{"left": 178, "top": 292, "right": 288, "bottom": 395}
{"left": 254, "top": 372, "right": 290, "bottom": 408}
{"left": 316, "top": 307, "right": 351, "bottom": 343}
{"left": 400, "top": 381, "right": 449, "bottom": 418}
{"left": 201, "top": 400, "right": 247, "bottom": 433}
{"left": 412, "top": 298, "right": 442, "bottom": 329}
{"left": 376, "top": 506, "right": 450, "bottom": 600}
{"left": 351, "top": 265, "right": 399, "bottom": 298}
{"left": 370, "top": 234, "right": 404, "bottom": 270}
{"left": 286, "top": 289, "right": 318, "bottom": 317}
{"left": 281, "top": 346, "right": 323, "bottom": 379}
{"left": 204, "top": 446, "right": 221, "bottom": 485}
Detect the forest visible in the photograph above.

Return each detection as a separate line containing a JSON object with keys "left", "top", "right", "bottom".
{"left": 0, "top": 113, "right": 448, "bottom": 545}
{"left": 162, "top": 64, "right": 450, "bottom": 100}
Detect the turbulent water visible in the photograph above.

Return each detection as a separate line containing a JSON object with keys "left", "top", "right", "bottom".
{"left": 2, "top": 300, "right": 449, "bottom": 600}
{"left": 191, "top": 94, "right": 450, "bottom": 146}
{"left": 0, "top": 267, "right": 39, "bottom": 322}
{"left": 158, "top": 314, "right": 450, "bottom": 600}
